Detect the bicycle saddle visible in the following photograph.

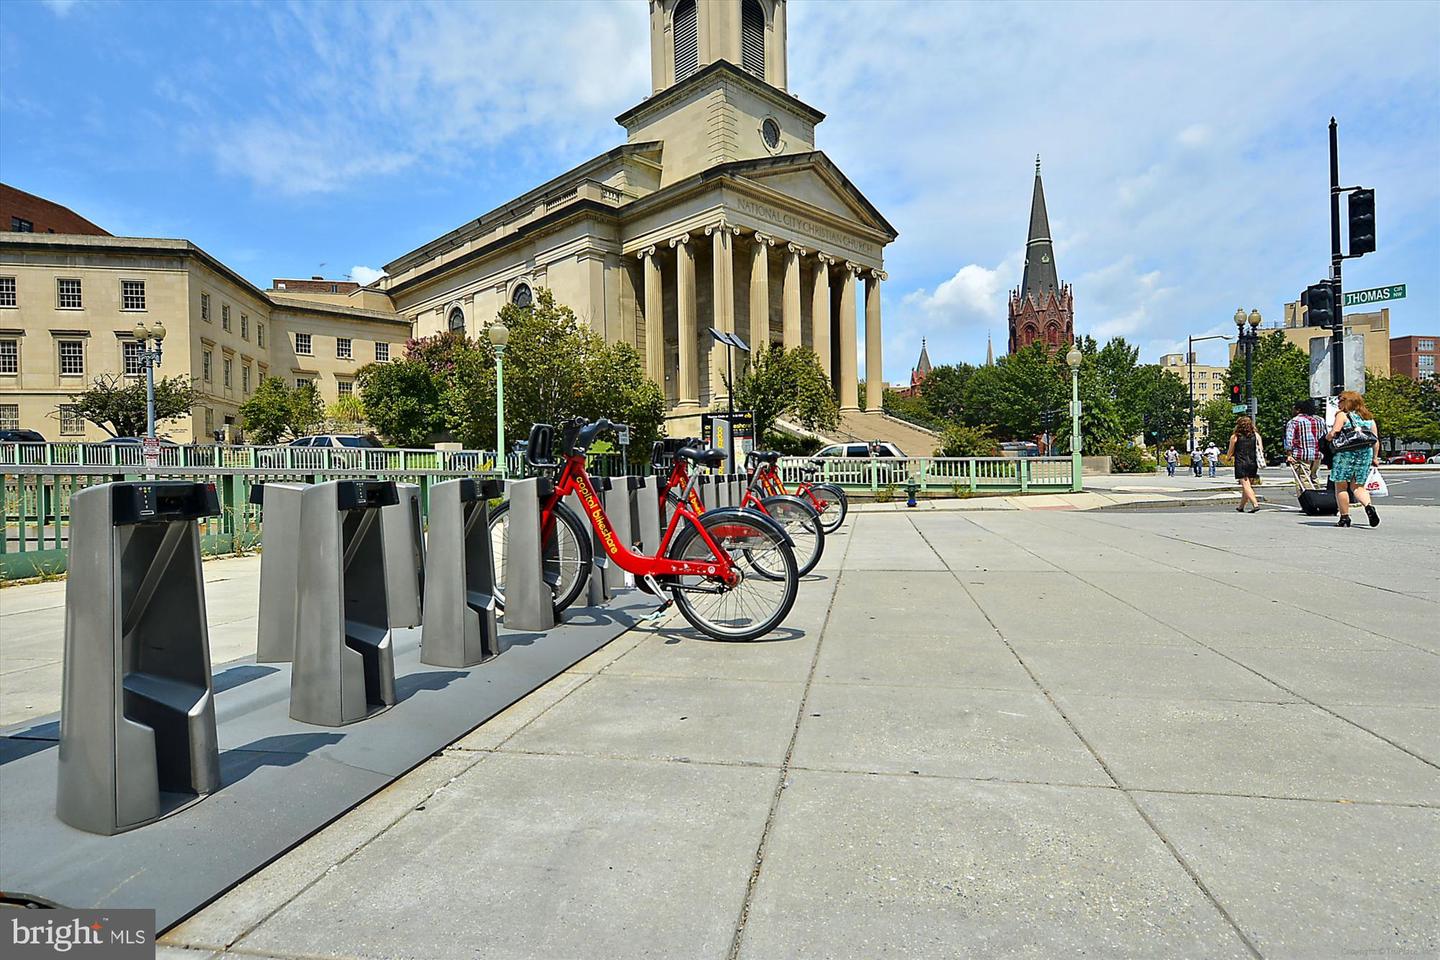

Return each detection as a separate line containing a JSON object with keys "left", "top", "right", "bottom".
{"left": 750, "top": 450, "right": 782, "bottom": 464}
{"left": 677, "top": 445, "right": 726, "bottom": 467}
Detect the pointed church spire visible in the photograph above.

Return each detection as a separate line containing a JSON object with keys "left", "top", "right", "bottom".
{"left": 986, "top": 331, "right": 994, "bottom": 367}
{"left": 916, "top": 338, "right": 932, "bottom": 377}
{"left": 1021, "top": 156, "right": 1059, "bottom": 301}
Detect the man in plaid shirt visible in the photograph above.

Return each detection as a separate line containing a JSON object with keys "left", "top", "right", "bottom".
{"left": 1285, "top": 400, "right": 1325, "bottom": 483}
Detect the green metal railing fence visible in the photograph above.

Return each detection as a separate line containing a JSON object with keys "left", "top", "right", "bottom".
{"left": 776, "top": 455, "right": 1077, "bottom": 494}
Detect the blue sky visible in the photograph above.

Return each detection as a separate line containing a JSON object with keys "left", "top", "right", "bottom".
{"left": 2, "top": 0, "right": 1436, "bottom": 380}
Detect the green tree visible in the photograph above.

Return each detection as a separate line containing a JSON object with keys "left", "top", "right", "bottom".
{"left": 935, "top": 423, "right": 999, "bottom": 457}
{"left": 66, "top": 374, "right": 198, "bottom": 438}
{"left": 1199, "top": 396, "right": 1235, "bottom": 444}
{"left": 357, "top": 359, "right": 445, "bottom": 447}
{"left": 1130, "top": 365, "right": 1192, "bottom": 450}
{"left": 882, "top": 388, "right": 941, "bottom": 429}
{"left": 1225, "top": 332, "right": 1308, "bottom": 456}
{"left": 1364, "top": 373, "right": 1440, "bottom": 447}
{"left": 239, "top": 377, "right": 323, "bottom": 443}
{"left": 729, "top": 344, "right": 839, "bottom": 441}
{"left": 961, "top": 343, "right": 1066, "bottom": 440}
{"left": 917, "top": 363, "right": 975, "bottom": 423}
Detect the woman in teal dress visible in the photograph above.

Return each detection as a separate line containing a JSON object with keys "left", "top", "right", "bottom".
{"left": 1326, "top": 390, "right": 1381, "bottom": 528}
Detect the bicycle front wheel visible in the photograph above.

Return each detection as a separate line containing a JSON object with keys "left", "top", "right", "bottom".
{"left": 751, "top": 495, "right": 824, "bottom": 576}
{"left": 806, "top": 482, "right": 848, "bottom": 534}
{"left": 667, "top": 512, "right": 798, "bottom": 641}
{"left": 489, "top": 498, "right": 592, "bottom": 614}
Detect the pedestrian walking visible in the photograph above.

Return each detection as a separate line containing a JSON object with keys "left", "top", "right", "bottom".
{"left": 1326, "top": 390, "right": 1381, "bottom": 528}
{"left": 1227, "top": 416, "right": 1261, "bottom": 513}
{"left": 1164, "top": 446, "right": 1178, "bottom": 477}
{"left": 1190, "top": 443, "right": 1203, "bottom": 477}
{"left": 1205, "top": 441, "right": 1220, "bottom": 477}
{"left": 1284, "top": 400, "right": 1325, "bottom": 485}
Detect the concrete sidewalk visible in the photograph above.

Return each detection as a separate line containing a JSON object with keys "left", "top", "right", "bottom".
{"left": 138, "top": 505, "right": 1439, "bottom": 960}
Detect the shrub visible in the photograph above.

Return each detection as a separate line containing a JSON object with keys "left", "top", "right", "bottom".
{"left": 935, "top": 423, "right": 1000, "bottom": 457}
{"left": 1104, "top": 441, "right": 1156, "bottom": 474}
{"left": 763, "top": 429, "right": 823, "bottom": 457}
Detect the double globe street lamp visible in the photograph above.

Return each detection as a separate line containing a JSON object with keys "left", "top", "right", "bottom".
{"left": 1234, "top": 308, "right": 1262, "bottom": 420}
{"left": 130, "top": 319, "right": 167, "bottom": 438}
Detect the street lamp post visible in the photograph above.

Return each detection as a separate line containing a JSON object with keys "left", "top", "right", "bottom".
{"left": 1234, "top": 308, "right": 1262, "bottom": 421}
{"left": 1066, "top": 344, "right": 1083, "bottom": 493}
{"left": 1186, "top": 333, "right": 1232, "bottom": 454}
{"left": 488, "top": 323, "right": 510, "bottom": 478}
{"left": 131, "top": 320, "right": 167, "bottom": 437}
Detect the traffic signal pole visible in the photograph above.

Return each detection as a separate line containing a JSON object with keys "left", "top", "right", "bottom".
{"left": 1328, "top": 118, "right": 1345, "bottom": 397}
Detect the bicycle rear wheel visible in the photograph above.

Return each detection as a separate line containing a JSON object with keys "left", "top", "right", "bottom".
{"left": 750, "top": 495, "right": 824, "bottom": 576}
{"left": 489, "top": 499, "right": 592, "bottom": 614}
{"left": 666, "top": 512, "right": 798, "bottom": 641}
{"left": 806, "top": 482, "right": 848, "bottom": 534}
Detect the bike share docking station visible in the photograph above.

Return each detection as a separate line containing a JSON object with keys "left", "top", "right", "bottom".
{"left": 382, "top": 482, "right": 425, "bottom": 631}
{"left": 57, "top": 481, "right": 223, "bottom": 835}
{"left": 566, "top": 477, "right": 613, "bottom": 605}
{"left": 503, "top": 476, "right": 558, "bottom": 632}
{"left": 421, "top": 477, "right": 504, "bottom": 667}
{"left": 253, "top": 480, "right": 401, "bottom": 725}
{"left": 631, "top": 475, "right": 663, "bottom": 557}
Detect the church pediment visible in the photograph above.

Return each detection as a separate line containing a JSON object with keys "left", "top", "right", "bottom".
{"left": 727, "top": 153, "right": 898, "bottom": 240}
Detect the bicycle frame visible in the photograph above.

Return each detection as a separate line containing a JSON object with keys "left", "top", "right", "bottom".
{"left": 749, "top": 460, "right": 832, "bottom": 514}
{"left": 542, "top": 453, "right": 740, "bottom": 585}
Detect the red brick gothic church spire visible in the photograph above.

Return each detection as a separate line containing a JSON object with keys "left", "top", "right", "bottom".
{"left": 1007, "top": 156, "right": 1074, "bottom": 353}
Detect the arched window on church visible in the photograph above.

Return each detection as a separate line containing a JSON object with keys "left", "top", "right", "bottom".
{"left": 1023, "top": 324, "right": 1038, "bottom": 346}
{"left": 448, "top": 307, "right": 465, "bottom": 333}
{"left": 1047, "top": 322, "right": 1061, "bottom": 347}
{"left": 741, "top": 0, "right": 765, "bottom": 78}
{"left": 674, "top": 0, "right": 699, "bottom": 81}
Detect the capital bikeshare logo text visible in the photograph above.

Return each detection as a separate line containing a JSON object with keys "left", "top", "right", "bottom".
{"left": 5, "top": 909, "right": 154, "bottom": 957}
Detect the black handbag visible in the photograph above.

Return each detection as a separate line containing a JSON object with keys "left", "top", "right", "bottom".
{"left": 1332, "top": 413, "right": 1378, "bottom": 452}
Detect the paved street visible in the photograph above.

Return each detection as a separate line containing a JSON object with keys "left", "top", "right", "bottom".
{"left": 89, "top": 504, "right": 1435, "bottom": 959}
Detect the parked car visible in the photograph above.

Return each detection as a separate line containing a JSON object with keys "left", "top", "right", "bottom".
{"left": 0, "top": 429, "right": 46, "bottom": 442}
{"left": 288, "top": 434, "right": 380, "bottom": 448}
{"left": 1385, "top": 451, "right": 1427, "bottom": 465}
{"left": 809, "top": 440, "right": 908, "bottom": 484}
{"left": 1429, "top": 452, "right": 1440, "bottom": 464}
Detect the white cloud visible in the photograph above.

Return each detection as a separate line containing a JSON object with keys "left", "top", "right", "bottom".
{"left": 40, "top": 0, "right": 78, "bottom": 15}
{"left": 350, "top": 265, "right": 386, "bottom": 286}
{"left": 905, "top": 262, "right": 1007, "bottom": 324}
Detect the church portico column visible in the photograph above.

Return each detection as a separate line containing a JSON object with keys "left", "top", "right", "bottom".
{"left": 706, "top": 219, "right": 740, "bottom": 402}
{"left": 671, "top": 234, "right": 699, "bottom": 410}
{"left": 864, "top": 269, "right": 886, "bottom": 411}
{"left": 783, "top": 243, "right": 806, "bottom": 351}
{"left": 638, "top": 246, "right": 664, "bottom": 388}
{"left": 838, "top": 261, "right": 860, "bottom": 412}
{"left": 811, "top": 253, "right": 834, "bottom": 378}
{"left": 749, "top": 232, "right": 776, "bottom": 353}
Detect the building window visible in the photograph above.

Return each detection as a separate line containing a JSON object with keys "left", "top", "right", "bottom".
{"left": 0, "top": 338, "right": 17, "bottom": 374}
{"left": 60, "top": 405, "right": 84, "bottom": 436}
{"left": 204, "top": 406, "right": 214, "bottom": 434}
{"left": 447, "top": 306, "right": 466, "bottom": 331}
{"left": 223, "top": 357, "right": 232, "bottom": 388}
{"left": 11, "top": 217, "right": 34, "bottom": 233}
{"left": 203, "top": 349, "right": 212, "bottom": 381}
{"left": 221, "top": 304, "right": 231, "bottom": 331}
{"left": 336, "top": 337, "right": 352, "bottom": 359}
{"left": 1420, "top": 355, "right": 1436, "bottom": 371}
{"left": 673, "top": 0, "right": 698, "bottom": 80}
{"left": 375, "top": 341, "right": 390, "bottom": 363}
{"left": 123, "top": 339, "right": 144, "bottom": 376}
{"left": 510, "top": 283, "right": 532, "bottom": 308}
{"left": 741, "top": 0, "right": 765, "bottom": 78}
{"left": 0, "top": 277, "right": 16, "bottom": 307}
{"left": 295, "top": 332, "right": 312, "bottom": 355}
{"left": 58, "top": 339, "right": 84, "bottom": 376}
{"left": 241, "top": 314, "right": 249, "bottom": 340}
{"left": 242, "top": 364, "right": 251, "bottom": 393}
{"left": 57, "top": 278, "right": 82, "bottom": 309}
{"left": 337, "top": 380, "right": 353, "bottom": 396}
{"left": 257, "top": 322, "right": 264, "bottom": 347}
{"left": 121, "top": 279, "right": 146, "bottom": 311}
{"left": 1419, "top": 340, "right": 1435, "bottom": 352}
{"left": 0, "top": 404, "right": 18, "bottom": 431}
{"left": 295, "top": 377, "right": 313, "bottom": 390}
{"left": 201, "top": 292, "right": 211, "bottom": 321}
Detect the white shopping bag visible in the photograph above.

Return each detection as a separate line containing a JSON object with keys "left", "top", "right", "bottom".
{"left": 1364, "top": 465, "right": 1388, "bottom": 498}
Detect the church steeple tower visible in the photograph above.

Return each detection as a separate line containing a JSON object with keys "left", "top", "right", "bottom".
{"left": 1007, "top": 156, "right": 1074, "bottom": 353}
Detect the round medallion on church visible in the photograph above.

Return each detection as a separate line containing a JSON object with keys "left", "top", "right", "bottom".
{"left": 761, "top": 117, "right": 781, "bottom": 151}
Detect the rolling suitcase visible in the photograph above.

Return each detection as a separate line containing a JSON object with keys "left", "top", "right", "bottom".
{"left": 1292, "top": 462, "right": 1337, "bottom": 516}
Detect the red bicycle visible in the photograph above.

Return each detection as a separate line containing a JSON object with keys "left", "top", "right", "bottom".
{"left": 747, "top": 450, "right": 849, "bottom": 534}
{"left": 488, "top": 419, "right": 800, "bottom": 641}
{"left": 660, "top": 443, "right": 826, "bottom": 577}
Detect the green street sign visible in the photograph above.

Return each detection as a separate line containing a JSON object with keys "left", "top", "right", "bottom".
{"left": 1231, "top": 403, "right": 1248, "bottom": 414}
{"left": 1344, "top": 284, "right": 1405, "bottom": 307}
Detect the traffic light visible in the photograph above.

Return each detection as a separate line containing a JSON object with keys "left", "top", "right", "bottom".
{"left": 1303, "top": 281, "right": 1336, "bottom": 329}
{"left": 1230, "top": 384, "right": 1243, "bottom": 405}
{"left": 1348, "top": 188, "right": 1375, "bottom": 256}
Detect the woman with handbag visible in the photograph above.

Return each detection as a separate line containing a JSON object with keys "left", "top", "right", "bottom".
{"left": 1227, "top": 415, "right": 1262, "bottom": 513}
{"left": 1326, "top": 390, "right": 1381, "bottom": 528}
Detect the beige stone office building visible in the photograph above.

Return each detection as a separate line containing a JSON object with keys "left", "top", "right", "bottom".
{"left": 0, "top": 233, "right": 410, "bottom": 442}
{"left": 1243, "top": 301, "right": 1392, "bottom": 378}
{"left": 374, "top": 0, "right": 896, "bottom": 430}
{"left": 2, "top": 0, "right": 897, "bottom": 442}
{"left": 1160, "top": 353, "right": 1227, "bottom": 437}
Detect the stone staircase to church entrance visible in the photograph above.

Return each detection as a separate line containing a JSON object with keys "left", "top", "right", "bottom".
{"left": 785, "top": 409, "right": 941, "bottom": 457}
